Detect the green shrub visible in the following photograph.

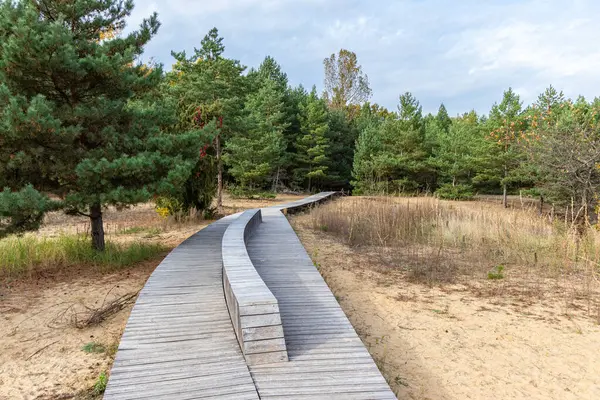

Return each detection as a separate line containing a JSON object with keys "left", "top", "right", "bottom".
{"left": 228, "top": 186, "right": 276, "bottom": 199}
{"left": 435, "top": 183, "right": 474, "bottom": 200}
{"left": 488, "top": 265, "right": 505, "bottom": 280}
{"left": 0, "top": 185, "right": 60, "bottom": 238}
{"left": 0, "top": 234, "right": 166, "bottom": 278}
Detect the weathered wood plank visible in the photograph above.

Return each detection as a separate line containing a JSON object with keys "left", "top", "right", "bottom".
{"left": 106, "top": 192, "right": 394, "bottom": 399}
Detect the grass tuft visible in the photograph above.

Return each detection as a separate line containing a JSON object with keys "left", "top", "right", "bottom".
{"left": 119, "top": 226, "right": 163, "bottom": 236}
{"left": 92, "top": 371, "right": 108, "bottom": 396}
{"left": 488, "top": 265, "right": 505, "bottom": 280}
{"left": 0, "top": 234, "right": 166, "bottom": 278}
{"left": 81, "top": 342, "right": 106, "bottom": 354}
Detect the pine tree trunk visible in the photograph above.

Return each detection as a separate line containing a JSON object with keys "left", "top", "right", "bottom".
{"left": 503, "top": 162, "right": 508, "bottom": 208}
{"left": 539, "top": 194, "right": 544, "bottom": 216}
{"left": 90, "top": 204, "right": 105, "bottom": 252}
{"left": 216, "top": 133, "right": 223, "bottom": 209}
{"left": 272, "top": 167, "right": 280, "bottom": 192}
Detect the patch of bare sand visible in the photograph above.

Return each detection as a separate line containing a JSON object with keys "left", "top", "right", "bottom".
{"left": 0, "top": 259, "right": 159, "bottom": 400}
{"left": 292, "top": 217, "right": 600, "bottom": 400}
{"left": 0, "top": 246, "right": 194, "bottom": 398}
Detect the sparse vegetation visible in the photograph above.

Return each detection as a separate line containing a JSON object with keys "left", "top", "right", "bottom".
{"left": 292, "top": 198, "right": 600, "bottom": 399}
{"left": 307, "top": 196, "right": 600, "bottom": 317}
{"left": 92, "top": 371, "right": 108, "bottom": 396}
{"left": 81, "top": 342, "right": 106, "bottom": 354}
{"left": 488, "top": 265, "right": 505, "bottom": 280}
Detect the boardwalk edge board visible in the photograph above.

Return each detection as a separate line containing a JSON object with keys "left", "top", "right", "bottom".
{"left": 222, "top": 208, "right": 289, "bottom": 365}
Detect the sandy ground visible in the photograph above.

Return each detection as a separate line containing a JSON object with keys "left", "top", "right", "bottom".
{"left": 0, "top": 193, "right": 306, "bottom": 400}
{"left": 291, "top": 215, "right": 600, "bottom": 400}
{"left": 0, "top": 261, "right": 157, "bottom": 400}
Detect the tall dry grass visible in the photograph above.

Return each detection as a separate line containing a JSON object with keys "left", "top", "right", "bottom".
{"left": 309, "top": 196, "right": 600, "bottom": 317}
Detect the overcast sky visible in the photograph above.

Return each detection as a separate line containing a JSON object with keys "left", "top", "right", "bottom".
{"left": 127, "top": 0, "right": 600, "bottom": 115}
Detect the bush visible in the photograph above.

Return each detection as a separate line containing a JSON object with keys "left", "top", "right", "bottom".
{"left": 435, "top": 183, "right": 474, "bottom": 200}
{"left": 154, "top": 196, "right": 184, "bottom": 217}
{"left": 0, "top": 234, "right": 166, "bottom": 278}
{"left": 228, "top": 186, "right": 276, "bottom": 200}
{"left": 0, "top": 185, "right": 60, "bottom": 237}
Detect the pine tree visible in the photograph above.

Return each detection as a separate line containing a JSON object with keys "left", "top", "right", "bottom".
{"left": 479, "top": 88, "right": 529, "bottom": 207}
{"left": 436, "top": 103, "right": 452, "bottom": 133}
{"left": 296, "top": 86, "right": 330, "bottom": 191}
{"left": 170, "top": 28, "right": 246, "bottom": 209}
{"left": 225, "top": 79, "right": 287, "bottom": 190}
{"left": 326, "top": 109, "right": 358, "bottom": 189}
{"left": 283, "top": 84, "right": 308, "bottom": 188}
{"left": 0, "top": 0, "right": 203, "bottom": 250}
{"left": 253, "top": 56, "right": 289, "bottom": 93}
{"left": 352, "top": 124, "right": 384, "bottom": 194}
{"left": 434, "top": 112, "right": 484, "bottom": 196}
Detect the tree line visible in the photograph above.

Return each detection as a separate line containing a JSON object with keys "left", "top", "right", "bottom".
{"left": 1, "top": 0, "right": 599, "bottom": 251}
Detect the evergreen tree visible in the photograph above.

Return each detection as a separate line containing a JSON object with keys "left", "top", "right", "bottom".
{"left": 436, "top": 103, "right": 452, "bottom": 133}
{"left": 352, "top": 124, "right": 384, "bottom": 194}
{"left": 398, "top": 92, "right": 424, "bottom": 133}
{"left": 326, "top": 109, "right": 358, "bottom": 189}
{"left": 434, "top": 112, "right": 485, "bottom": 196}
{"left": 170, "top": 28, "right": 246, "bottom": 209}
{"left": 296, "top": 86, "right": 330, "bottom": 191}
{"left": 273, "top": 84, "right": 308, "bottom": 189}
{"left": 225, "top": 79, "right": 287, "bottom": 190}
{"left": 477, "top": 88, "right": 529, "bottom": 207}
{"left": 0, "top": 0, "right": 203, "bottom": 250}
{"left": 253, "top": 56, "right": 289, "bottom": 93}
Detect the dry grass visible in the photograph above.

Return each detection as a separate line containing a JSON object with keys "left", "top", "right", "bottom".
{"left": 0, "top": 192, "right": 307, "bottom": 281}
{"left": 0, "top": 234, "right": 166, "bottom": 279}
{"left": 305, "top": 196, "right": 600, "bottom": 320}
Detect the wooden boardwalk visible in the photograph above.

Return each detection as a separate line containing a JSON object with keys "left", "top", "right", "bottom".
{"left": 246, "top": 208, "right": 395, "bottom": 399}
{"left": 105, "top": 193, "right": 395, "bottom": 399}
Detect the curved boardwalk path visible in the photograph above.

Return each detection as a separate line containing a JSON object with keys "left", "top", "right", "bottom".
{"left": 105, "top": 193, "right": 395, "bottom": 399}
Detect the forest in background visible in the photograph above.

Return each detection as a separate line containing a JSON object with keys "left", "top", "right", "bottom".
{"left": 165, "top": 28, "right": 600, "bottom": 225}
{"left": 1, "top": 0, "right": 600, "bottom": 251}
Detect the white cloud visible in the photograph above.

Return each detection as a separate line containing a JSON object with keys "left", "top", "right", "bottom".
{"left": 128, "top": 0, "right": 600, "bottom": 114}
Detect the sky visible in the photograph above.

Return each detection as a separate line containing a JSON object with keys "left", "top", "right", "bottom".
{"left": 126, "top": 0, "right": 600, "bottom": 115}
